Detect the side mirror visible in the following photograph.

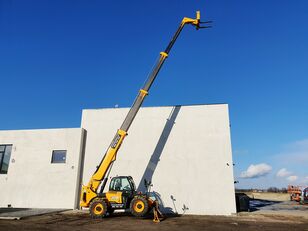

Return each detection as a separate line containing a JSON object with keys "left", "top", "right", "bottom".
{"left": 144, "top": 179, "right": 152, "bottom": 189}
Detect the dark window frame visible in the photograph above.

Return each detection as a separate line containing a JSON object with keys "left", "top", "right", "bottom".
{"left": 0, "top": 144, "right": 13, "bottom": 174}
{"left": 51, "top": 150, "right": 67, "bottom": 164}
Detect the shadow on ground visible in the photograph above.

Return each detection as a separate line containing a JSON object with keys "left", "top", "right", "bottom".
{"left": 249, "top": 199, "right": 282, "bottom": 212}
{"left": 0, "top": 207, "right": 67, "bottom": 219}
{"left": 0, "top": 208, "right": 30, "bottom": 213}
{"left": 107, "top": 209, "right": 181, "bottom": 222}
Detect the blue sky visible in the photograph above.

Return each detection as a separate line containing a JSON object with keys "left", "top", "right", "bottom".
{"left": 1, "top": 0, "right": 307, "bottom": 189}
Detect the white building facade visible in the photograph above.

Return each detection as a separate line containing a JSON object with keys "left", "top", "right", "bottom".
{"left": 0, "top": 128, "right": 85, "bottom": 209}
{"left": 0, "top": 104, "right": 236, "bottom": 215}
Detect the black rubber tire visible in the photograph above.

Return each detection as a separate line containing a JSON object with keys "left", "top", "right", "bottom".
{"left": 130, "top": 196, "right": 149, "bottom": 217}
{"left": 89, "top": 198, "right": 108, "bottom": 219}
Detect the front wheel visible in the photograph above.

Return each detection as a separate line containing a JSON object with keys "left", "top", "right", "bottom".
{"left": 130, "top": 196, "right": 149, "bottom": 217}
{"left": 89, "top": 198, "right": 108, "bottom": 219}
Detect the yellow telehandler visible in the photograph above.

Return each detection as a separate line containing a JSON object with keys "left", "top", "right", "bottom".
{"left": 80, "top": 11, "right": 210, "bottom": 222}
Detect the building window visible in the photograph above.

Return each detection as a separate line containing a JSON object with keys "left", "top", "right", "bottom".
{"left": 51, "top": 150, "right": 67, "bottom": 163}
{"left": 0, "top": 144, "right": 12, "bottom": 174}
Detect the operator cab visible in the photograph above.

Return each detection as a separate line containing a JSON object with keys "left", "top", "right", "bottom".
{"left": 107, "top": 176, "right": 136, "bottom": 209}
{"left": 109, "top": 176, "right": 136, "bottom": 192}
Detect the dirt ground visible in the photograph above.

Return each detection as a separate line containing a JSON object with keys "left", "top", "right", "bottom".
{"left": 1, "top": 193, "right": 307, "bottom": 231}
{"left": 0, "top": 210, "right": 308, "bottom": 231}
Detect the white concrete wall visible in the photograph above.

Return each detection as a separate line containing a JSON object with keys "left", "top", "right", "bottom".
{"left": 81, "top": 104, "right": 236, "bottom": 215}
{"left": 0, "top": 128, "right": 85, "bottom": 209}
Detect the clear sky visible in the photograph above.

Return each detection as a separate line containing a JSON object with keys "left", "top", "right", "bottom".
{"left": 1, "top": 0, "right": 307, "bottom": 189}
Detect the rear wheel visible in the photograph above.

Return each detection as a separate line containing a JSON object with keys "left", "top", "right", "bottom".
{"left": 130, "top": 196, "right": 149, "bottom": 217}
{"left": 89, "top": 198, "right": 108, "bottom": 219}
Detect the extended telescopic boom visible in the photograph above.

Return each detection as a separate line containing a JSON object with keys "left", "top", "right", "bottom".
{"left": 80, "top": 11, "right": 209, "bottom": 208}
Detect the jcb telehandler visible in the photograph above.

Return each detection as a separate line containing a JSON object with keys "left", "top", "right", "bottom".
{"left": 80, "top": 11, "right": 210, "bottom": 221}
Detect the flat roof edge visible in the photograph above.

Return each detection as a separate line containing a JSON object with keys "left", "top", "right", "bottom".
{"left": 82, "top": 103, "right": 229, "bottom": 111}
{"left": 0, "top": 127, "right": 82, "bottom": 132}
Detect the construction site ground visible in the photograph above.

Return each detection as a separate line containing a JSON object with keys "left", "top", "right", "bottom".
{"left": 0, "top": 209, "right": 308, "bottom": 231}
{"left": 0, "top": 193, "right": 307, "bottom": 231}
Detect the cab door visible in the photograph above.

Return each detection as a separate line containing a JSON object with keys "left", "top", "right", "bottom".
{"left": 109, "top": 176, "right": 135, "bottom": 208}
{"left": 120, "top": 177, "right": 135, "bottom": 207}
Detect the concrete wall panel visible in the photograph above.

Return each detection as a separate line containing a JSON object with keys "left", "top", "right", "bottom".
{"left": 81, "top": 105, "right": 236, "bottom": 215}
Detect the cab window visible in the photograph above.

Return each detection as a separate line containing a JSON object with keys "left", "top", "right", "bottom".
{"left": 109, "top": 177, "right": 132, "bottom": 191}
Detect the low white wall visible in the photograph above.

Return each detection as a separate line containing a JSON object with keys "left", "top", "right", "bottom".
{"left": 0, "top": 128, "right": 85, "bottom": 209}
{"left": 81, "top": 104, "right": 236, "bottom": 215}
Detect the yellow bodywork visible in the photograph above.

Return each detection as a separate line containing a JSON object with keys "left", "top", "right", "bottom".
{"left": 105, "top": 191, "right": 123, "bottom": 204}
{"left": 80, "top": 129, "right": 127, "bottom": 208}
{"left": 181, "top": 11, "right": 201, "bottom": 26}
{"left": 139, "top": 89, "right": 148, "bottom": 97}
{"left": 159, "top": 52, "right": 168, "bottom": 58}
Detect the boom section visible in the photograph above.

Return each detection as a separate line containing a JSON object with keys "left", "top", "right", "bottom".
{"left": 80, "top": 11, "right": 204, "bottom": 208}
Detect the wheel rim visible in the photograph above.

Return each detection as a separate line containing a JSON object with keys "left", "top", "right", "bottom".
{"left": 93, "top": 203, "right": 104, "bottom": 215}
{"left": 134, "top": 200, "right": 145, "bottom": 213}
